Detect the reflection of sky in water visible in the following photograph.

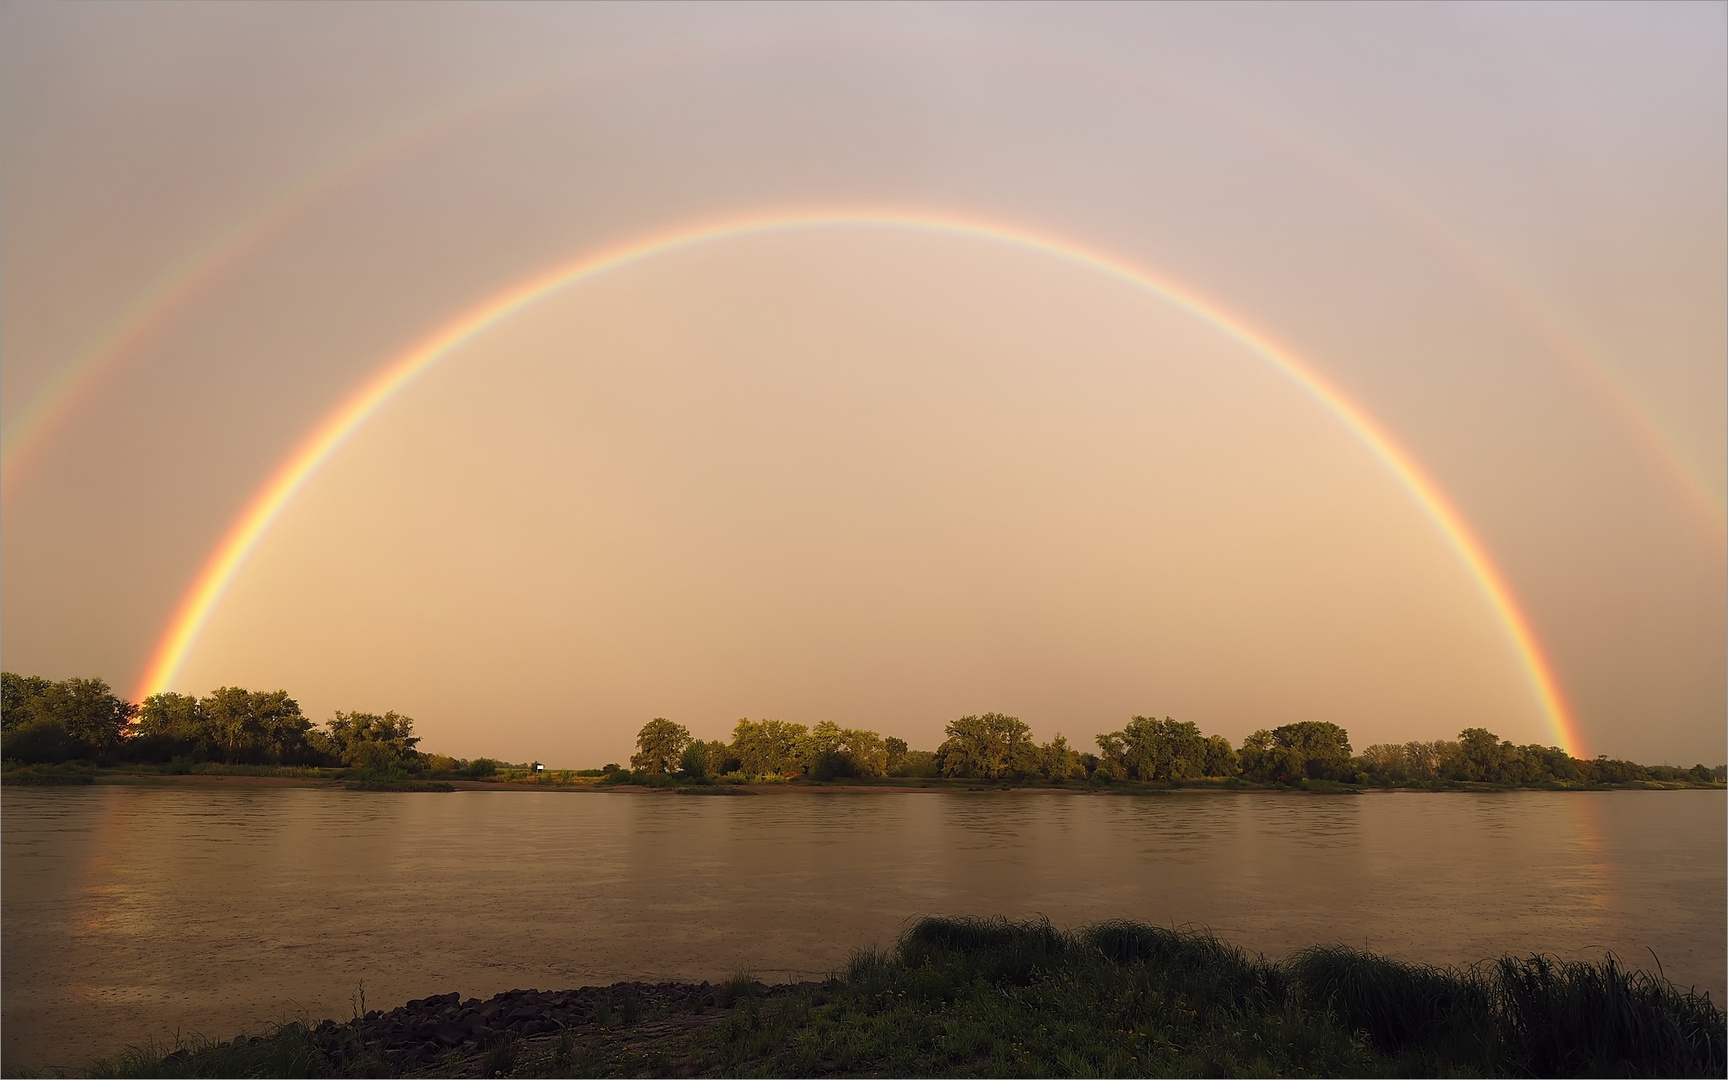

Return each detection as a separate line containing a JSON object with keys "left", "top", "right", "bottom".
{"left": 3, "top": 787, "right": 1722, "bottom": 1069}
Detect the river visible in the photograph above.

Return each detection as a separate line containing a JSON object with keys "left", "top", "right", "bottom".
{"left": 3, "top": 784, "right": 1722, "bottom": 1069}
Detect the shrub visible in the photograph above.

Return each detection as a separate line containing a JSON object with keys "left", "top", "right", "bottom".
{"left": 2, "top": 762, "right": 95, "bottom": 785}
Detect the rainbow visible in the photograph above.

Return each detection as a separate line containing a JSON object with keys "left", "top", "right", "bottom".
{"left": 0, "top": 34, "right": 796, "bottom": 504}
{"left": 1264, "top": 130, "right": 1728, "bottom": 541}
{"left": 986, "top": 38, "right": 1727, "bottom": 540}
{"left": 0, "top": 30, "right": 734, "bottom": 503}
{"left": 13, "top": 34, "right": 1715, "bottom": 547}
{"left": 0, "top": 84, "right": 547, "bottom": 504}
{"left": 131, "top": 208, "right": 1588, "bottom": 756}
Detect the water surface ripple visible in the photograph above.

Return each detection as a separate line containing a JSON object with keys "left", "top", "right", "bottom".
{"left": 3, "top": 787, "right": 1722, "bottom": 1068}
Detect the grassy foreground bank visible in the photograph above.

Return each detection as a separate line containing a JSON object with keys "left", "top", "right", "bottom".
{"left": 42, "top": 918, "right": 1724, "bottom": 1079}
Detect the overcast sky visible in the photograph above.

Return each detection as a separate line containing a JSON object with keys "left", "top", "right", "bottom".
{"left": 3, "top": 2, "right": 1722, "bottom": 765}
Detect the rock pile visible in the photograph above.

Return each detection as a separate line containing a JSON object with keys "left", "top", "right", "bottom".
{"left": 311, "top": 980, "right": 759, "bottom": 1071}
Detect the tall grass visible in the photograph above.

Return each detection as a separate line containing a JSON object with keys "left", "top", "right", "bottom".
{"left": 1283, "top": 942, "right": 1726, "bottom": 1075}
{"left": 1494, "top": 952, "right": 1726, "bottom": 1076}
{"left": 1286, "top": 944, "right": 1498, "bottom": 1060}
{"left": 804, "top": 916, "right": 1723, "bottom": 1077}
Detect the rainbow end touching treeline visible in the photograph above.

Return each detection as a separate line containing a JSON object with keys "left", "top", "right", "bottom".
{"left": 129, "top": 209, "right": 1588, "bottom": 757}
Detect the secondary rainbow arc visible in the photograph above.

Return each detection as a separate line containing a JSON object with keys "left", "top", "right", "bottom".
{"left": 0, "top": 87, "right": 529, "bottom": 502}
{"left": 8, "top": 32, "right": 1714, "bottom": 548}
{"left": 132, "top": 208, "right": 1588, "bottom": 757}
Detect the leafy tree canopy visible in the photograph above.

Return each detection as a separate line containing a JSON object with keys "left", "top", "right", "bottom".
{"left": 938, "top": 713, "right": 1038, "bottom": 779}
{"left": 631, "top": 718, "right": 693, "bottom": 775}
{"left": 2, "top": 673, "right": 136, "bottom": 763}
{"left": 319, "top": 710, "right": 421, "bottom": 770}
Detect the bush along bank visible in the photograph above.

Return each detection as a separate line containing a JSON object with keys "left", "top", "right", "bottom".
{"left": 68, "top": 917, "right": 1725, "bottom": 1078}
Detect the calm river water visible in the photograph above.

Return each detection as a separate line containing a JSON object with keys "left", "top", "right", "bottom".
{"left": 2, "top": 785, "right": 1722, "bottom": 1068}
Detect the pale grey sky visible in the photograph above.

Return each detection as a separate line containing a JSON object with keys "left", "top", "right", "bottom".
{"left": 3, "top": 2, "right": 1722, "bottom": 764}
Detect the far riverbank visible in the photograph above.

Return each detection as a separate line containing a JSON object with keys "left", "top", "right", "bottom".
{"left": 5, "top": 761, "right": 1722, "bottom": 795}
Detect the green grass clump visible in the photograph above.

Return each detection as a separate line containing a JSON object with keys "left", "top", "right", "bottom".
{"left": 185, "top": 763, "right": 329, "bottom": 779}
{"left": 1286, "top": 943, "right": 1726, "bottom": 1075}
{"left": 740, "top": 917, "right": 1723, "bottom": 1078}
{"left": 479, "top": 1034, "right": 520, "bottom": 1077}
{"left": 341, "top": 778, "right": 454, "bottom": 792}
{"left": 1, "top": 762, "right": 95, "bottom": 785}
{"left": 1494, "top": 952, "right": 1727, "bottom": 1076}
{"left": 762, "top": 916, "right": 1351, "bottom": 1077}
{"left": 340, "top": 770, "right": 454, "bottom": 792}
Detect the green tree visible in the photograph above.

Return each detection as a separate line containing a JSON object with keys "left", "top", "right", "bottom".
{"left": 678, "top": 740, "right": 708, "bottom": 778}
{"left": 1097, "top": 716, "right": 1207, "bottom": 781}
{"left": 800, "top": 721, "right": 889, "bottom": 778}
{"left": 938, "top": 713, "right": 1037, "bottom": 779}
{"left": 1407, "top": 741, "right": 1451, "bottom": 780}
{"left": 50, "top": 678, "right": 136, "bottom": 754}
{"left": 631, "top": 717, "right": 693, "bottom": 775}
{"left": 1284, "top": 721, "right": 1353, "bottom": 779}
{"left": 1583, "top": 756, "right": 1649, "bottom": 784}
{"left": 841, "top": 727, "right": 888, "bottom": 777}
{"left": 1360, "top": 743, "right": 1410, "bottom": 781}
{"left": 730, "top": 718, "right": 807, "bottom": 778}
{"left": 134, "top": 692, "right": 210, "bottom": 760}
{"left": 1237, "top": 729, "right": 1274, "bottom": 780}
{"left": 1239, "top": 722, "right": 1353, "bottom": 783}
{"left": 0, "top": 672, "right": 52, "bottom": 724}
{"left": 1448, "top": 728, "right": 1513, "bottom": 782}
{"left": 884, "top": 737, "right": 909, "bottom": 774}
{"left": 889, "top": 749, "right": 939, "bottom": 778}
{"left": 1, "top": 673, "right": 135, "bottom": 762}
{"left": 1092, "top": 732, "right": 1127, "bottom": 780}
{"left": 700, "top": 738, "right": 742, "bottom": 777}
{"left": 323, "top": 710, "right": 421, "bottom": 770}
{"left": 1524, "top": 745, "right": 1581, "bottom": 783}
{"left": 2, "top": 672, "right": 68, "bottom": 762}
{"left": 1039, "top": 734, "right": 1086, "bottom": 781}
{"left": 200, "top": 687, "right": 311, "bottom": 764}
{"left": 1202, "top": 734, "right": 1240, "bottom": 778}
{"left": 811, "top": 747, "right": 857, "bottom": 780}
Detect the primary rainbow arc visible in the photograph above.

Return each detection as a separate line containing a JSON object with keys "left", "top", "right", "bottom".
{"left": 132, "top": 208, "right": 1588, "bottom": 757}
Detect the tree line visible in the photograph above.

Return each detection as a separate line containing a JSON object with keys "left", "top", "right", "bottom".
{"left": 1, "top": 672, "right": 431, "bottom": 772}
{"left": 624, "top": 712, "right": 1722, "bottom": 787}
{"left": 5, "top": 670, "right": 1717, "bottom": 787}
